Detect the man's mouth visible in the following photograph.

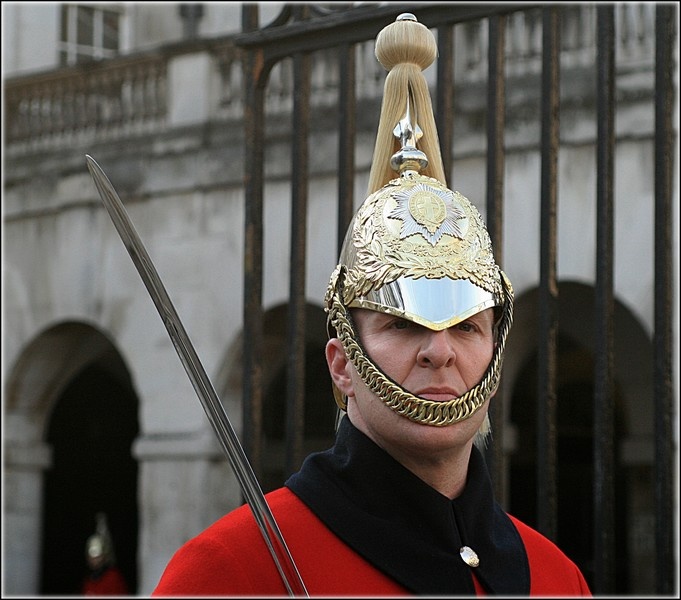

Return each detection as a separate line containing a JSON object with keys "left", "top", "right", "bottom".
{"left": 416, "top": 388, "right": 461, "bottom": 402}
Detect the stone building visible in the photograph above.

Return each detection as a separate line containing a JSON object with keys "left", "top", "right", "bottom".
{"left": 3, "top": 2, "right": 678, "bottom": 596}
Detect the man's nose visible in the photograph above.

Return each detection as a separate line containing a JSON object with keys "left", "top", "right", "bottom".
{"left": 416, "top": 329, "right": 456, "bottom": 368}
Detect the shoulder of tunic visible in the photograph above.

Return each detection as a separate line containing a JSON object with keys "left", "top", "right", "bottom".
{"left": 508, "top": 514, "right": 592, "bottom": 596}
{"left": 152, "top": 487, "right": 408, "bottom": 597}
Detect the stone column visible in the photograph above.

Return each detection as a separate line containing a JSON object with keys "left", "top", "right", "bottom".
{"left": 3, "top": 443, "right": 52, "bottom": 595}
{"left": 133, "top": 432, "right": 241, "bottom": 594}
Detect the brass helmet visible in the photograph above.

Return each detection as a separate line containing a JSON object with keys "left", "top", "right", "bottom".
{"left": 85, "top": 512, "right": 115, "bottom": 566}
{"left": 324, "top": 13, "right": 513, "bottom": 443}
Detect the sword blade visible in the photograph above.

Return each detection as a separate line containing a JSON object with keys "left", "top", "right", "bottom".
{"left": 85, "top": 155, "right": 308, "bottom": 597}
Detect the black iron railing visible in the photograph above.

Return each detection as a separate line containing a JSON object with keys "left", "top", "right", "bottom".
{"left": 235, "top": 3, "right": 676, "bottom": 595}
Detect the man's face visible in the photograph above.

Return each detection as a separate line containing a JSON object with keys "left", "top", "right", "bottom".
{"left": 326, "top": 307, "right": 496, "bottom": 459}
{"left": 87, "top": 552, "right": 105, "bottom": 570}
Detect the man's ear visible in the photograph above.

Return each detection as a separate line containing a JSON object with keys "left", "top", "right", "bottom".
{"left": 325, "top": 338, "right": 354, "bottom": 397}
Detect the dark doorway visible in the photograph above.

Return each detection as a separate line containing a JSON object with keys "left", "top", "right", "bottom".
{"left": 508, "top": 335, "right": 629, "bottom": 593}
{"left": 40, "top": 364, "right": 139, "bottom": 594}
{"left": 262, "top": 340, "right": 337, "bottom": 492}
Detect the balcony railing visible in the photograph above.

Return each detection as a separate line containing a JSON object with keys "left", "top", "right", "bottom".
{"left": 4, "top": 4, "right": 656, "bottom": 155}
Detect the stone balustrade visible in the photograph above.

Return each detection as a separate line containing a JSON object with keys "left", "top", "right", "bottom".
{"left": 4, "top": 4, "right": 656, "bottom": 156}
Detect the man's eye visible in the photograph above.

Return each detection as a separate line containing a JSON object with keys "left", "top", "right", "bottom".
{"left": 392, "top": 319, "right": 411, "bottom": 330}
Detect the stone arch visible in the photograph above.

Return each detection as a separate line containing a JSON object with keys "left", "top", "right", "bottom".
{"left": 503, "top": 281, "right": 654, "bottom": 451}
{"left": 3, "top": 321, "right": 140, "bottom": 595}
{"left": 502, "top": 280, "right": 655, "bottom": 593}
{"left": 216, "top": 302, "right": 336, "bottom": 492}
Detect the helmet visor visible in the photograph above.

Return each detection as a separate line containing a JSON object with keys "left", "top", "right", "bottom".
{"left": 348, "top": 276, "right": 500, "bottom": 330}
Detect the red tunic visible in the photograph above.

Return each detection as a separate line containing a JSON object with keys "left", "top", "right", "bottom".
{"left": 82, "top": 566, "right": 129, "bottom": 596}
{"left": 153, "top": 487, "right": 590, "bottom": 597}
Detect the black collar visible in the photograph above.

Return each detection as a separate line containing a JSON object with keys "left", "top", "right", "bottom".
{"left": 286, "top": 416, "right": 530, "bottom": 595}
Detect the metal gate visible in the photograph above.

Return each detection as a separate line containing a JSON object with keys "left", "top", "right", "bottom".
{"left": 235, "top": 3, "right": 676, "bottom": 595}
